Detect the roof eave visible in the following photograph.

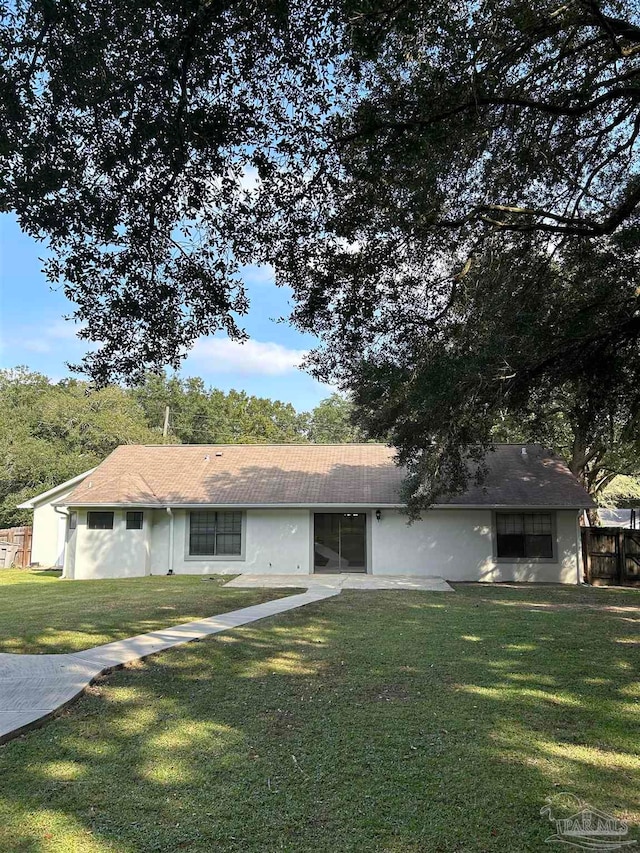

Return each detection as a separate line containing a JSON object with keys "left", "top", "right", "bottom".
{"left": 56, "top": 501, "right": 593, "bottom": 510}
{"left": 434, "top": 502, "right": 595, "bottom": 509}
{"left": 59, "top": 501, "right": 404, "bottom": 509}
{"left": 18, "top": 468, "right": 97, "bottom": 509}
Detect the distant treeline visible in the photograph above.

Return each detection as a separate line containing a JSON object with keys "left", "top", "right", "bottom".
{"left": 1, "top": 368, "right": 363, "bottom": 527}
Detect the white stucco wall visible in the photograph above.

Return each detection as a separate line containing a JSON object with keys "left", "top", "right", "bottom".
{"left": 149, "top": 509, "right": 311, "bottom": 575}
{"left": 31, "top": 487, "right": 75, "bottom": 567}
{"left": 66, "top": 505, "right": 582, "bottom": 583}
{"left": 65, "top": 523, "right": 77, "bottom": 578}
{"left": 371, "top": 508, "right": 581, "bottom": 583}
{"left": 67, "top": 509, "right": 150, "bottom": 580}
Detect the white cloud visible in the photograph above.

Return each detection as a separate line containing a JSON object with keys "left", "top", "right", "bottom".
{"left": 46, "top": 320, "right": 85, "bottom": 340}
{"left": 188, "top": 337, "right": 308, "bottom": 376}
{"left": 2, "top": 318, "right": 86, "bottom": 356}
{"left": 22, "top": 338, "right": 53, "bottom": 353}
{"left": 240, "top": 263, "right": 275, "bottom": 286}
{"left": 238, "top": 165, "right": 259, "bottom": 192}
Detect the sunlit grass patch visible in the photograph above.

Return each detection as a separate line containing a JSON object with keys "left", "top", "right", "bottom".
{"left": 149, "top": 720, "right": 237, "bottom": 751}
{"left": 0, "top": 583, "right": 638, "bottom": 852}
{"left": 40, "top": 761, "right": 86, "bottom": 782}
{"left": 140, "top": 757, "right": 197, "bottom": 785}
{"left": 456, "top": 683, "right": 583, "bottom": 707}
{"left": 242, "top": 650, "right": 323, "bottom": 677}
{"left": 535, "top": 739, "right": 640, "bottom": 771}
{"left": 0, "top": 572, "right": 294, "bottom": 654}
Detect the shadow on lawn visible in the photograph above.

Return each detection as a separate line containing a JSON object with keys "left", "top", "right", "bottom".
{"left": 2, "top": 568, "right": 62, "bottom": 581}
{"left": 0, "top": 585, "right": 638, "bottom": 853}
{"left": 28, "top": 569, "right": 63, "bottom": 579}
{"left": 0, "top": 576, "right": 293, "bottom": 655}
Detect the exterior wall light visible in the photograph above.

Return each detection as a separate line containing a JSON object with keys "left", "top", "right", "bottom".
{"left": 375, "top": 509, "right": 382, "bottom": 522}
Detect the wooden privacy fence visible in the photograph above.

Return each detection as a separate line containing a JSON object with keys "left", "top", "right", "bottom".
{"left": 581, "top": 527, "right": 640, "bottom": 586}
{"left": 0, "top": 525, "right": 32, "bottom": 567}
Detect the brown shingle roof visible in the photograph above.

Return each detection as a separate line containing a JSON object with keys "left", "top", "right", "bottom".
{"left": 443, "top": 445, "right": 596, "bottom": 507}
{"left": 63, "top": 443, "right": 594, "bottom": 508}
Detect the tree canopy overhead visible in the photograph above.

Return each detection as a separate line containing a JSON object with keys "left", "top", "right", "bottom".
{"left": 272, "top": 0, "right": 640, "bottom": 505}
{"left": 0, "top": 0, "right": 346, "bottom": 381}
{"left": 2, "top": 0, "right": 640, "bottom": 506}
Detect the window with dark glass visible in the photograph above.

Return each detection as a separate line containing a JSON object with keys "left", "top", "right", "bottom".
{"left": 87, "top": 511, "right": 114, "bottom": 530}
{"left": 496, "top": 513, "right": 554, "bottom": 559}
{"left": 68, "top": 511, "right": 77, "bottom": 530}
{"left": 126, "top": 511, "right": 144, "bottom": 530}
{"left": 189, "top": 511, "right": 242, "bottom": 556}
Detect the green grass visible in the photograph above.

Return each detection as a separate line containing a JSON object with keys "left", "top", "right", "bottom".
{"left": 0, "top": 569, "right": 292, "bottom": 654}
{"left": 0, "top": 583, "right": 639, "bottom": 852}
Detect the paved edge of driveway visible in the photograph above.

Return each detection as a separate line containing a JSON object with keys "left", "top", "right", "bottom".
{"left": 0, "top": 587, "right": 340, "bottom": 746}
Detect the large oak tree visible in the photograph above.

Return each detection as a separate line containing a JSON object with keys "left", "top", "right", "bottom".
{"left": 2, "top": 0, "right": 640, "bottom": 505}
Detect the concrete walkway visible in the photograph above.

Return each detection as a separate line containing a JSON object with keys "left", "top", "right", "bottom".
{"left": 0, "top": 587, "right": 339, "bottom": 745}
{"left": 0, "top": 575, "right": 453, "bottom": 745}
{"left": 224, "top": 573, "right": 454, "bottom": 591}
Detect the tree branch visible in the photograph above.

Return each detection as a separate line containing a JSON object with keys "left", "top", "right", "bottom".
{"left": 337, "top": 87, "right": 640, "bottom": 147}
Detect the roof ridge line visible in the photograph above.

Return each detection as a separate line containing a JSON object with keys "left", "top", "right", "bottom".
{"left": 135, "top": 443, "right": 392, "bottom": 448}
{"left": 123, "top": 470, "right": 160, "bottom": 500}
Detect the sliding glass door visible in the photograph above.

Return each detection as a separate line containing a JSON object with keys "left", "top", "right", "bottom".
{"left": 313, "top": 513, "right": 366, "bottom": 573}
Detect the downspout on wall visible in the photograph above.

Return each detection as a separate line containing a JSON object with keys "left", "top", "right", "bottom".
{"left": 53, "top": 506, "right": 70, "bottom": 578}
{"left": 166, "top": 507, "right": 174, "bottom": 574}
{"left": 576, "top": 511, "right": 586, "bottom": 585}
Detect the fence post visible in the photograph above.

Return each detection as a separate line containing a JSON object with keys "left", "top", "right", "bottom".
{"left": 581, "top": 528, "right": 591, "bottom": 584}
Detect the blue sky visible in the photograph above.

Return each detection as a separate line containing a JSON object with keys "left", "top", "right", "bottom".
{"left": 0, "top": 213, "right": 333, "bottom": 412}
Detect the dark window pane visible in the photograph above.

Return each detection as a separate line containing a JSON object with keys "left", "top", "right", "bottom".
{"left": 340, "top": 513, "right": 366, "bottom": 569}
{"left": 189, "top": 511, "right": 242, "bottom": 556}
{"left": 87, "top": 511, "right": 114, "bottom": 530}
{"left": 190, "top": 535, "right": 214, "bottom": 556}
{"left": 216, "top": 511, "right": 242, "bottom": 534}
{"left": 525, "top": 534, "right": 553, "bottom": 558}
{"left": 496, "top": 512, "right": 555, "bottom": 559}
{"left": 497, "top": 534, "right": 526, "bottom": 558}
{"left": 523, "top": 514, "right": 552, "bottom": 534}
{"left": 496, "top": 514, "right": 523, "bottom": 535}
{"left": 215, "top": 533, "right": 242, "bottom": 555}
{"left": 314, "top": 513, "right": 341, "bottom": 570}
{"left": 189, "top": 511, "right": 215, "bottom": 554}
{"left": 126, "top": 511, "right": 143, "bottom": 530}
{"left": 68, "top": 511, "right": 77, "bottom": 530}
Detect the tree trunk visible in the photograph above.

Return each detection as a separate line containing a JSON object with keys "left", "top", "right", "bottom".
{"left": 586, "top": 507, "right": 600, "bottom": 526}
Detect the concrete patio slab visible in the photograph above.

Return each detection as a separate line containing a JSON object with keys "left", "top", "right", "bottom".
{"left": 0, "top": 587, "right": 339, "bottom": 746}
{"left": 223, "top": 573, "right": 454, "bottom": 591}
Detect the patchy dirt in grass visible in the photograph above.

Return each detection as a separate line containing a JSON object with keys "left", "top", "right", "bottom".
{"left": 258, "top": 707, "right": 302, "bottom": 737}
{"left": 361, "top": 682, "right": 414, "bottom": 702}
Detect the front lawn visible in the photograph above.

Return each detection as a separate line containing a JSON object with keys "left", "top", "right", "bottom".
{"left": 0, "top": 570, "right": 292, "bottom": 654}
{"left": 0, "top": 583, "right": 638, "bottom": 852}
